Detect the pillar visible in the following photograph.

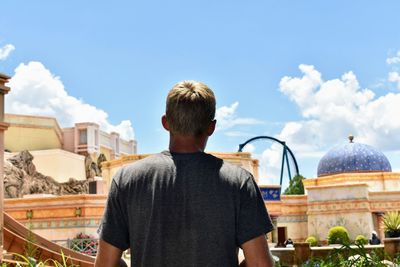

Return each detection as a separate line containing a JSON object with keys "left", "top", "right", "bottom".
{"left": 376, "top": 212, "right": 385, "bottom": 241}
{"left": 271, "top": 216, "right": 278, "bottom": 244}
{"left": 0, "top": 73, "right": 10, "bottom": 260}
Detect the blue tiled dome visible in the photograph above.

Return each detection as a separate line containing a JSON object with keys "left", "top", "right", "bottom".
{"left": 317, "top": 138, "right": 392, "bottom": 177}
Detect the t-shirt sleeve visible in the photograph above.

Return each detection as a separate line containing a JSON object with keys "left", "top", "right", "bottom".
{"left": 98, "top": 171, "right": 130, "bottom": 251}
{"left": 236, "top": 175, "right": 274, "bottom": 246}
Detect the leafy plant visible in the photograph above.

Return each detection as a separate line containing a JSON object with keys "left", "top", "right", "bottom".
{"left": 302, "top": 243, "right": 387, "bottom": 267}
{"left": 327, "top": 226, "right": 350, "bottom": 245}
{"left": 283, "top": 174, "right": 305, "bottom": 195}
{"left": 24, "top": 220, "right": 40, "bottom": 260}
{"left": 13, "top": 253, "right": 36, "bottom": 267}
{"left": 355, "top": 235, "right": 368, "bottom": 245}
{"left": 305, "top": 236, "right": 318, "bottom": 247}
{"left": 393, "top": 252, "right": 400, "bottom": 265}
{"left": 383, "top": 211, "right": 400, "bottom": 238}
{"left": 12, "top": 251, "right": 79, "bottom": 267}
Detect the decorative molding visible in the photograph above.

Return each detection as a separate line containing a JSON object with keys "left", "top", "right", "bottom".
{"left": 370, "top": 200, "right": 400, "bottom": 211}
{"left": 306, "top": 183, "right": 369, "bottom": 191}
{"left": 304, "top": 172, "right": 400, "bottom": 189}
{"left": 278, "top": 215, "right": 308, "bottom": 223}
{"left": 308, "top": 197, "right": 368, "bottom": 203}
{"left": 24, "top": 219, "right": 101, "bottom": 230}
{"left": 307, "top": 200, "right": 370, "bottom": 215}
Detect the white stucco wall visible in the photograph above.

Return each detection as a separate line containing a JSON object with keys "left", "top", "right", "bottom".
{"left": 31, "top": 149, "right": 86, "bottom": 182}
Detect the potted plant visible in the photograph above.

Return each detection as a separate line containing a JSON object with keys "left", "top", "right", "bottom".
{"left": 383, "top": 211, "right": 400, "bottom": 238}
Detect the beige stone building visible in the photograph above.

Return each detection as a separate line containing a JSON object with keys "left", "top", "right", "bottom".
{"left": 2, "top": 109, "right": 400, "bottom": 248}
{"left": 101, "top": 152, "right": 260, "bottom": 187}
{"left": 4, "top": 113, "right": 137, "bottom": 181}
{"left": 100, "top": 138, "right": 400, "bottom": 245}
{"left": 0, "top": 73, "right": 11, "bottom": 260}
{"left": 267, "top": 138, "right": 400, "bottom": 245}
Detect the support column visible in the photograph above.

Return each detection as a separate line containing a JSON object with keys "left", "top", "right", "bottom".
{"left": 376, "top": 212, "right": 385, "bottom": 241}
{"left": 271, "top": 216, "right": 278, "bottom": 244}
{"left": 0, "top": 73, "right": 10, "bottom": 260}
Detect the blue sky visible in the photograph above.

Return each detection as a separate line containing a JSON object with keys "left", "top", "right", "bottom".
{"left": 1, "top": 1, "right": 400, "bottom": 185}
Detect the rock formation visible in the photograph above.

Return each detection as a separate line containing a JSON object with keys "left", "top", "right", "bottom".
{"left": 84, "top": 155, "right": 101, "bottom": 179}
{"left": 4, "top": 150, "right": 88, "bottom": 198}
{"left": 97, "top": 153, "right": 107, "bottom": 174}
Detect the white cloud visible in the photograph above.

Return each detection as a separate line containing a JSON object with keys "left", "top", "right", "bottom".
{"left": 276, "top": 64, "right": 400, "bottom": 156}
{"left": 388, "top": 71, "right": 400, "bottom": 90}
{"left": 387, "top": 51, "right": 400, "bottom": 65}
{"left": 244, "top": 55, "right": 400, "bottom": 182}
{"left": 224, "top": 131, "right": 254, "bottom": 138}
{"left": 0, "top": 44, "right": 15, "bottom": 60}
{"left": 215, "top": 101, "right": 263, "bottom": 131}
{"left": 253, "top": 138, "right": 305, "bottom": 186}
{"left": 279, "top": 64, "right": 322, "bottom": 114}
{"left": 6, "top": 61, "right": 135, "bottom": 140}
{"left": 242, "top": 143, "right": 255, "bottom": 153}
{"left": 259, "top": 143, "right": 283, "bottom": 184}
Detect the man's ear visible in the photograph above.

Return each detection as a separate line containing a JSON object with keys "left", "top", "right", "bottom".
{"left": 162, "top": 115, "right": 170, "bottom": 131}
{"left": 206, "top": 120, "right": 216, "bottom": 136}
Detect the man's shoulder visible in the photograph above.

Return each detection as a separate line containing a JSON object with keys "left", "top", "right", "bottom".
{"left": 114, "top": 152, "right": 172, "bottom": 182}
{"left": 216, "top": 157, "right": 253, "bottom": 185}
{"left": 128, "top": 152, "right": 172, "bottom": 170}
{"left": 203, "top": 152, "right": 251, "bottom": 174}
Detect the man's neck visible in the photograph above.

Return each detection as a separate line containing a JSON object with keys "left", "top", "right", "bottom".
{"left": 168, "top": 134, "right": 208, "bottom": 153}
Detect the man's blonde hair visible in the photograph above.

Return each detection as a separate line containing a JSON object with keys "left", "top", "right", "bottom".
{"left": 166, "top": 80, "right": 216, "bottom": 136}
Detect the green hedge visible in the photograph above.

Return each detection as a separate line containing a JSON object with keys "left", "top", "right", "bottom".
{"left": 327, "top": 226, "right": 350, "bottom": 245}
{"left": 355, "top": 235, "right": 368, "bottom": 245}
{"left": 305, "top": 236, "right": 318, "bottom": 247}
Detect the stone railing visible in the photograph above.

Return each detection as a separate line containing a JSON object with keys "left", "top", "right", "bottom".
{"left": 270, "top": 239, "right": 400, "bottom": 267}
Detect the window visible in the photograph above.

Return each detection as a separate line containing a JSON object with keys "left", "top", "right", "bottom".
{"left": 94, "top": 129, "right": 99, "bottom": 146}
{"left": 115, "top": 138, "right": 120, "bottom": 154}
{"left": 79, "top": 129, "right": 87, "bottom": 145}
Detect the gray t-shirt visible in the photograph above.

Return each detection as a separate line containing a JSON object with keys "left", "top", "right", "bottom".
{"left": 99, "top": 151, "right": 273, "bottom": 267}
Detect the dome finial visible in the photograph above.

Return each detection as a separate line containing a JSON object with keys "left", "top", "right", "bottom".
{"left": 348, "top": 134, "right": 354, "bottom": 143}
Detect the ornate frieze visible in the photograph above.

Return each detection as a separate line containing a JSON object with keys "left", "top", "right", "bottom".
{"left": 24, "top": 219, "right": 101, "bottom": 230}
{"left": 278, "top": 215, "right": 308, "bottom": 223}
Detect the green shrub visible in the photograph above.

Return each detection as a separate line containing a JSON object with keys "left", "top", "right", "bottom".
{"left": 305, "top": 236, "right": 318, "bottom": 247}
{"left": 327, "top": 226, "right": 350, "bottom": 245}
{"left": 302, "top": 243, "right": 388, "bottom": 266}
{"left": 283, "top": 174, "right": 305, "bottom": 195}
{"left": 383, "top": 211, "right": 400, "bottom": 237}
{"left": 355, "top": 235, "right": 368, "bottom": 245}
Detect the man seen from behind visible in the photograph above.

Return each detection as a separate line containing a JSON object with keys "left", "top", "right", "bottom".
{"left": 95, "top": 80, "right": 275, "bottom": 267}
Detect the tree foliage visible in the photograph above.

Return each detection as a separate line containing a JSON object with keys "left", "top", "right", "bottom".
{"left": 283, "top": 174, "right": 305, "bottom": 195}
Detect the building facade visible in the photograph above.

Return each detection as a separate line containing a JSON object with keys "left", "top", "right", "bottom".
{"left": 3, "top": 135, "right": 400, "bottom": 248}
{"left": 267, "top": 137, "right": 400, "bottom": 245}
{"left": 4, "top": 114, "right": 137, "bottom": 182}
{"left": 5, "top": 114, "right": 137, "bottom": 160}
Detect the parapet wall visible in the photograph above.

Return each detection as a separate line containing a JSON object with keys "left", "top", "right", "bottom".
{"left": 4, "top": 194, "right": 106, "bottom": 241}
{"left": 101, "top": 152, "right": 260, "bottom": 188}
